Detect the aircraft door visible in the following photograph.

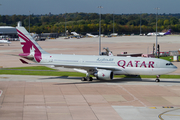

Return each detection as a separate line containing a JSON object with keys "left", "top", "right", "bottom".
{"left": 48, "top": 56, "right": 53, "bottom": 62}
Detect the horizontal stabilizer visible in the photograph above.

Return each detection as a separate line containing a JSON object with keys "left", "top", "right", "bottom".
{"left": 19, "top": 53, "right": 34, "bottom": 60}
{"left": 20, "top": 59, "right": 29, "bottom": 64}
{"left": 6, "top": 54, "right": 19, "bottom": 57}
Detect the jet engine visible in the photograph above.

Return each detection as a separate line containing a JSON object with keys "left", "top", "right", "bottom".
{"left": 94, "top": 70, "right": 113, "bottom": 80}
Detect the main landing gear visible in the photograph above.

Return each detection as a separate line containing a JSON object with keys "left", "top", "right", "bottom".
{"left": 155, "top": 75, "right": 160, "bottom": 82}
{"left": 81, "top": 73, "right": 93, "bottom": 81}
{"left": 81, "top": 77, "right": 93, "bottom": 81}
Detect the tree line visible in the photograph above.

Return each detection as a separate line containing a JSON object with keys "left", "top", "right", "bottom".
{"left": 1, "top": 13, "right": 180, "bottom": 35}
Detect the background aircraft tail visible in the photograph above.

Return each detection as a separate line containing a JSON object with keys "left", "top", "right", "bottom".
{"left": 164, "top": 29, "right": 171, "bottom": 35}
{"left": 16, "top": 25, "right": 48, "bottom": 62}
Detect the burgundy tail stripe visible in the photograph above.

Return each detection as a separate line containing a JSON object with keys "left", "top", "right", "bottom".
{"left": 17, "top": 29, "right": 30, "bottom": 42}
{"left": 18, "top": 33, "right": 40, "bottom": 52}
{"left": 18, "top": 34, "right": 29, "bottom": 43}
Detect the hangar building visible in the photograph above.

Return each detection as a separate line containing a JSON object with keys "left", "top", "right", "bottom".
{"left": 0, "top": 26, "right": 18, "bottom": 40}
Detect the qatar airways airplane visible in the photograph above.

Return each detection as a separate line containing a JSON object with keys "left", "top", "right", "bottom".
{"left": 16, "top": 25, "right": 177, "bottom": 82}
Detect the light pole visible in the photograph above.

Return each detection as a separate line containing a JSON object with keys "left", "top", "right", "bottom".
{"left": 29, "top": 11, "right": 31, "bottom": 33}
{"left": 65, "top": 12, "right": 67, "bottom": 37}
{"left": 155, "top": 7, "right": 160, "bottom": 56}
{"left": 98, "top": 6, "right": 103, "bottom": 55}
{"left": 140, "top": 11, "right": 142, "bottom": 35}
{"left": 0, "top": 4, "right": 1, "bottom": 17}
{"left": 113, "top": 11, "right": 115, "bottom": 34}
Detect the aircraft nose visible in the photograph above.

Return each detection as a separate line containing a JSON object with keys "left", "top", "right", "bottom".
{"left": 172, "top": 65, "right": 178, "bottom": 72}
{"left": 174, "top": 65, "right": 177, "bottom": 69}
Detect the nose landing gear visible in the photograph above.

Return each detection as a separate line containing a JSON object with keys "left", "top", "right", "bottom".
{"left": 155, "top": 75, "right": 160, "bottom": 82}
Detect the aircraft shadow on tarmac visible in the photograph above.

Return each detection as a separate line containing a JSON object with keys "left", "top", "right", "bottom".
{"left": 39, "top": 76, "right": 180, "bottom": 85}
{"left": 42, "top": 76, "right": 79, "bottom": 80}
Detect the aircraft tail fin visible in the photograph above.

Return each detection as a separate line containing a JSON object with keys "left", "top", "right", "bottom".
{"left": 16, "top": 25, "right": 48, "bottom": 63}
{"left": 164, "top": 29, "right": 171, "bottom": 35}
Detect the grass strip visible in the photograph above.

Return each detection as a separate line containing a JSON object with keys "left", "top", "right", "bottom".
{"left": 0, "top": 69, "right": 86, "bottom": 77}
{"left": 4, "top": 66, "right": 55, "bottom": 70}
{"left": 159, "top": 56, "right": 173, "bottom": 62}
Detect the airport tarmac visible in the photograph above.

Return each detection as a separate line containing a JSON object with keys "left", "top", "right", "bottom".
{"left": 0, "top": 36, "right": 180, "bottom": 120}
{"left": 0, "top": 75, "right": 180, "bottom": 120}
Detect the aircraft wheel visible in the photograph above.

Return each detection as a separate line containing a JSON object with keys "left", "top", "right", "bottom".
{"left": 87, "top": 77, "right": 93, "bottom": 81}
{"left": 155, "top": 79, "right": 160, "bottom": 82}
{"left": 81, "top": 77, "right": 87, "bottom": 81}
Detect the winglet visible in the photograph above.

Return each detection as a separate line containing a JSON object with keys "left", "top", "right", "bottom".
{"left": 20, "top": 59, "right": 29, "bottom": 64}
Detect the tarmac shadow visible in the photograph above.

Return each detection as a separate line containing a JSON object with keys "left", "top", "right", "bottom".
{"left": 39, "top": 76, "right": 180, "bottom": 85}
{"left": 53, "top": 77, "right": 144, "bottom": 85}
{"left": 39, "top": 76, "right": 81, "bottom": 80}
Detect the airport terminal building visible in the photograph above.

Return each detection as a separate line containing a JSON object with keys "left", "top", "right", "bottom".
{"left": 0, "top": 26, "right": 18, "bottom": 40}
{"left": 0, "top": 26, "right": 58, "bottom": 41}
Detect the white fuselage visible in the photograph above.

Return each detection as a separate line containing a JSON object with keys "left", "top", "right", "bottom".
{"left": 147, "top": 32, "right": 167, "bottom": 36}
{"left": 71, "top": 32, "right": 80, "bottom": 36}
{"left": 86, "top": 33, "right": 98, "bottom": 38}
{"left": 0, "top": 40, "right": 11, "bottom": 44}
{"left": 40, "top": 54, "right": 177, "bottom": 75}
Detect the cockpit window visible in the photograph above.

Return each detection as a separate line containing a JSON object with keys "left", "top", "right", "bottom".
{"left": 166, "top": 63, "right": 173, "bottom": 66}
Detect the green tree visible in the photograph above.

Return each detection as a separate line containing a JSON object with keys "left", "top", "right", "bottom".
{"left": 157, "top": 19, "right": 164, "bottom": 26}
{"left": 170, "top": 17, "right": 179, "bottom": 25}
{"left": 164, "top": 19, "right": 170, "bottom": 25}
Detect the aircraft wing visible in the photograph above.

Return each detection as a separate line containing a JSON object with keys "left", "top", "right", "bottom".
{"left": 20, "top": 59, "right": 120, "bottom": 71}
{"left": 53, "top": 64, "right": 119, "bottom": 71}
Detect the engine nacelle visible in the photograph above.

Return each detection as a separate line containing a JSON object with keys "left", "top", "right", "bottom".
{"left": 95, "top": 70, "right": 114, "bottom": 80}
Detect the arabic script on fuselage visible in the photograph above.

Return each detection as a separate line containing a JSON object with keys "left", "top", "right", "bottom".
{"left": 97, "top": 58, "right": 114, "bottom": 62}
